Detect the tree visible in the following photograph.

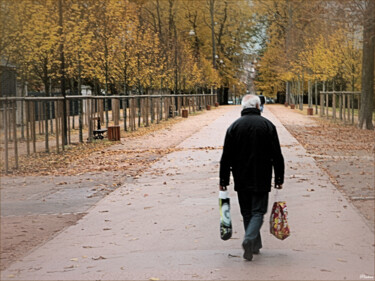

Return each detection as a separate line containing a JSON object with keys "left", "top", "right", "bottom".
{"left": 4, "top": 0, "right": 258, "bottom": 104}
{"left": 359, "top": 0, "right": 375, "bottom": 129}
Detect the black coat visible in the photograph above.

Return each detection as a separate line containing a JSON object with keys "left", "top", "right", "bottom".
{"left": 220, "top": 108, "right": 284, "bottom": 192}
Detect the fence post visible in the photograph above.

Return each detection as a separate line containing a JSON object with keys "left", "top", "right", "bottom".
{"left": 314, "top": 80, "right": 318, "bottom": 114}
{"left": 32, "top": 101, "right": 36, "bottom": 153}
{"left": 60, "top": 100, "right": 65, "bottom": 151}
{"left": 37, "top": 101, "right": 41, "bottom": 135}
{"left": 99, "top": 99, "right": 104, "bottom": 126}
{"left": 55, "top": 100, "right": 60, "bottom": 153}
{"left": 160, "top": 96, "right": 163, "bottom": 122}
{"left": 12, "top": 101, "right": 18, "bottom": 169}
{"left": 351, "top": 94, "right": 355, "bottom": 125}
{"left": 178, "top": 96, "right": 181, "bottom": 116}
{"left": 146, "top": 97, "right": 150, "bottom": 126}
{"left": 150, "top": 97, "right": 154, "bottom": 124}
{"left": 123, "top": 98, "right": 127, "bottom": 131}
{"left": 140, "top": 98, "right": 145, "bottom": 126}
{"left": 87, "top": 98, "right": 93, "bottom": 142}
{"left": 332, "top": 92, "right": 336, "bottom": 120}
{"left": 164, "top": 97, "right": 168, "bottom": 120}
{"left": 133, "top": 98, "right": 137, "bottom": 130}
{"left": 21, "top": 99, "right": 25, "bottom": 139}
{"left": 156, "top": 97, "right": 160, "bottom": 124}
{"left": 44, "top": 101, "right": 49, "bottom": 152}
{"left": 347, "top": 94, "right": 351, "bottom": 123}
{"left": 26, "top": 100, "right": 30, "bottom": 155}
{"left": 129, "top": 98, "right": 133, "bottom": 130}
{"left": 128, "top": 98, "right": 132, "bottom": 131}
{"left": 78, "top": 99, "right": 83, "bottom": 143}
{"left": 50, "top": 100, "right": 53, "bottom": 134}
{"left": 67, "top": 99, "right": 71, "bottom": 144}
{"left": 61, "top": 100, "right": 65, "bottom": 148}
{"left": 4, "top": 100, "right": 9, "bottom": 173}
{"left": 113, "top": 98, "right": 120, "bottom": 126}
{"left": 343, "top": 94, "right": 346, "bottom": 123}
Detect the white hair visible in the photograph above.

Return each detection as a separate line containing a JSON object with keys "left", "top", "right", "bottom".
{"left": 241, "top": 94, "right": 260, "bottom": 109}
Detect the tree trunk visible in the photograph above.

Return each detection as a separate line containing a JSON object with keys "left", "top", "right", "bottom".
{"left": 209, "top": 0, "right": 217, "bottom": 70}
{"left": 59, "top": 0, "right": 67, "bottom": 145}
{"left": 78, "top": 58, "right": 83, "bottom": 143}
{"left": 359, "top": 0, "right": 375, "bottom": 130}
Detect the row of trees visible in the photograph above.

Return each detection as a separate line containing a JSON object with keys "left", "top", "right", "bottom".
{"left": 0, "top": 0, "right": 256, "bottom": 99}
{"left": 253, "top": 0, "right": 375, "bottom": 129}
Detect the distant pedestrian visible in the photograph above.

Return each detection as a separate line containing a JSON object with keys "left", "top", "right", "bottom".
{"left": 219, "top": 93, "right": 285, "bottom": 261}
{"left": 259, "top": 95, "right": 266, "bottom": 112}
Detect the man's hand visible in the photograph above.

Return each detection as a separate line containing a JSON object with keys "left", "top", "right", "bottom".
{"left": 275, "top": 184, "right": 283, "bottom": 190}
{"left": 219, "top": 185, "right": 227, "bottom": 191}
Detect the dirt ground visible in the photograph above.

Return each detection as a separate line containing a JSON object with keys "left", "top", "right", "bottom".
{"left": 0, "top": 106, "right": 232, "bottom": 271}
{"left": 267, "top": 104, "right": 375, "bottom": 233}
{"left": 1, "top": 104, "right": 374, "bottom": 272}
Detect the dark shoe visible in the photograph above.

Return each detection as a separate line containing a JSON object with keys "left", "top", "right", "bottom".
{"left": 253, "top": 249, "right": 260, "bottom": 255}
{"left": 242, "top": 240, "right": 254, "bottom": 261}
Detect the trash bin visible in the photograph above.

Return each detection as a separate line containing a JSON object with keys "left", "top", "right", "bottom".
{"left": 182, "top": 109, "right": 188, "bottom": 118}
{"left": 108, "top": 125, "right": 121, "bottom": 141}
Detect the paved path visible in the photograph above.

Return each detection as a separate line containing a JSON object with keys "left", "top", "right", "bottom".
{"left": 1, "top": 106, "right": 374, "bottom": 280}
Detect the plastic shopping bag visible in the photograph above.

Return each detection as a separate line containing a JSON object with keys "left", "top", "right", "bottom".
{"left": 219, "top": 191, "right": 232, "bottom": 240}
{"left": 270, "top": 201, "right": 290, "bottom": 240}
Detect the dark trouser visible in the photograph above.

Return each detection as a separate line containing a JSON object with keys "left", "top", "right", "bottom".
{"left": 237, "top": 190, "right": 269, "bottom": 251}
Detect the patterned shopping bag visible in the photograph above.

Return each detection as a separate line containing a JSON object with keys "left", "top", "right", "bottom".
{"left": 270, "top": 201, "right": 290, "bottom": 240}
{"left": 219, "top": 191, "right": 232, "bottom": 240}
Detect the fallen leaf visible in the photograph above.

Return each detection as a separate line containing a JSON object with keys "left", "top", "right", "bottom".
{"left": 149, "top": 278, "right": 160, "bottom": 281}
{"left": 70, "top": 258, "right": 79, "bottom": 262}
{"left": 228, "top": 254, "right": 241, "bottom": 258}
{"left": 92, "top": 256, "right": 106, "bottom": 260}
{"left": 321, "top": 269, "right": 331, "bottom": 272}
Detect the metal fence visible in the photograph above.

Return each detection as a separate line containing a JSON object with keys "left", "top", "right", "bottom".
{"left": 319, "top": 91, "right": 361, "bottom": 124}
{"left": 0, "top": 93, "right": 217, "bottom": 174}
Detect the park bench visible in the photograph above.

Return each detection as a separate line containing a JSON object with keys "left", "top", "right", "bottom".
{"left": 92, "top": 117, "right": 107, "bottom": 139}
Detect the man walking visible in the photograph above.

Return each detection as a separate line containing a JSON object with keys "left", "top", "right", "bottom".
{"left": 219, "top": 94, "right": 285, "bottom": 261}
